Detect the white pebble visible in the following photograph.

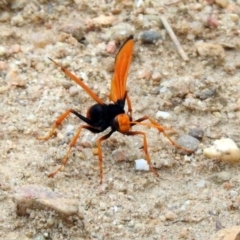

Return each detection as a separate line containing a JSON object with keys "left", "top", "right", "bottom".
{"left": 135, "top": 159, "right": 149, "bottom": 171}
{"left": 0, "top": 46, "right": 6, "bottom": 56}
{"left": 69, "top": 86, "right": 79, "bottom": 97}
{"left": 196, "top": 179, "right": 206, "bottom": 188}
{"left": 156, "top": 111, "right": 171, "bottom": 120}
{"left": 203, "top": 138, "right": 240, "bottom": 163}
{"left": 215, "top": 0, "right": 229, "bottom": 8}
{"left": 65, "top": 124, "right": 75, "bottom": 133}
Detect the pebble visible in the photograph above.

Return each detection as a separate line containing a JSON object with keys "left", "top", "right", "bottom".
{"left": 176, "top": 135, "right": 200, "bottom": 152}
{"left": 11, "top": 14, "right": 24, "bottom": 26}
{"left": 31, "top": 32, "right": 52, "bottom": 48}
{"left": 206, "top": 16, "right": 219, "bottom": 28}
{"left": 195, "top": 88, "right": 216, "bottom": 100}
{"left": 69, "top": 86, "right": 79, "bottom": 97}
{"left": 106, "top": 41, "right": 117, "bottom": 54}
{"left": 109, "top": 23, "right": 134, "bottom": 41}
{"left": 88, "top": 15, "right": 116, "bottom": 28}
{"left": 135, "top": 159, "right": 149, "bottom": 171}
{"left": 165, "top": 211, "right": 177, "bottom": 221}
{"left": 210, "top": 225, "right": 240, "bottom": 240}
{"left": 178, "top": 227, "right": 190, "bottom": 239}
{"left": 190, "top": 21, "right": 204, "bottom": 36}
{"left": 156, "top": 111, "right": 171, "bottom": 120}
{"left": 188, "top": 127, "right": 204, "bottom": 140}
{"left": 112, "top": 149, "right": 127, "bottom": 162}
{"left": 102, "top": 57, "right": 114, "bottom": 72}
{"left": 151, "top": 71, "right": 162, "bottom": 80}
{"left": 224, "top": 62, "right": 236, "bottom": 75}
{"left": 33, "top": 234, "right": 45, "bottom": 240}
{"left": 0, "top": 86, "right": 8, "bottom": 94}
{"left": 6, "top": 69, "right": 26, "bottom": 87}
{"left": 0, "top": 61, "right": 7, "bottom": 70}
{"left": 195, "top": 42, "right": 225, "bottom": 61}
{"left": 210, "top": 171, "right": 232, "bottom": 184}
{"left": 9, "top": 44, "right": 21, "bottom": 54}
{"left": 203, "top": 138, "right": 240, "bottom": 163}
{"left": 58, "top": 23, "right": 84, "bottom": 42}
{"left": 215, "top": 0, "right": 229, "bottom": 8}
{"left": 0, "top": 46, "right": 6, "bottom": 56}
{"left": 140, "top": 31, "right": 162, "bottom": 44}
{"left": 13, "top": 185, "right": 80, "bottom": 217}
{"left": 137, "top": 69, "right": 152, "bottom": 80}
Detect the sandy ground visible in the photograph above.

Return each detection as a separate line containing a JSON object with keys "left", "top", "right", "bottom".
{"left": 1, "top": 0, "right": 240, "bottom": 239}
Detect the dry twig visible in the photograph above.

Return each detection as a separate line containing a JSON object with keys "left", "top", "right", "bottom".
{"left": 165, "top": 0, "right": 182, "bottom": 6}
{"left": 160, "top": 16, "right": 189, "bottom": 61}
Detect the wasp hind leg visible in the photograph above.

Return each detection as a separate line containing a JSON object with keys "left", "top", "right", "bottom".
{"left": 48, "top": 125, "right": 102, "bottom": 178}
{"left": 132, "top": 116, "right": 193, "bottom": 153}
{"left": 96, "top": 130, "right": 115, "bottom": 184}
{"left": 125, "top": 131, "right": 159, "bottom": 178}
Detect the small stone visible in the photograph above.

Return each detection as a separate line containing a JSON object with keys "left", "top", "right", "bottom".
{"left": 9, "top": 44, "right": 21, "bottom": 54}
{"left": 0, "top": 12, "right": 11, "bottom": 22}
{"left": 151, "top": 72, "right": 162, "bottom": 84}
{"left": 13, "top": 185, "right": 80, "bottom": 217}
{"left": 156, "top": 111, "right": 171, "bottom": 120}
{"left": 195, "top": 88, "right": 216, "bottom": 100}
{"left": 165, "top": 211, "right": 177, "bottom": 221}
{"left": 215, "top": 0, "right": 229, "bottom": 8}
{"left": 179, "top": 227, "right": 190, "bottom": 239}
{"left": 137, "top": 69, "right": 152, "bottom": 80}
{"left": 210, "top": 225, "right": 240, "bottom": 240}
{"left": 229, "top": 13, "right": 239, "bottom": 23}
{"left": 190, "top": 21, "right": 204, "bottom": 36}
{"left": 206, "top": 16, "right": 219, "bottom": 28}
{"left": 195, "top": 42, "right": 225, "bottom": 61}
{"left": 27, "top": 114, "right": 37, "bottom": 123}
{"left": 106, "top": 41, "right": 117, "bottom": 54}
{"left": 224, "top": 62, "right": 236, "bottom": 74}
{"left": 140, "top": 31, "right": 162, "bottom": 44}
{"left": 102, "top": 57, "right": 114, "bottom": 72}
{"left": 6, "top": 69, "right": 26, "bottom": 87}
{"left": 112, "top": 149, "right": 127, "bottom": 162}
{"left": 11, "top": 14, "right": 24, "bottom": 26}
{"left": 196, "top": 179, "right": 206, "bottom": 188}
{"left": 88, "top": 15, "right": 116, "bottom": 28}
{"left": 0, "top": 46, "right": 6, "bottom": 56}
{"left": 65, "top": 124, "right": 75, "bottom": 134}
{"left": 69, "top": 86, "right": 79, "bottom": 97}
{"left": 210, "top": 171, "right": 231, "bottom": 184}
{"left": 188, "top": 127, "right": 204, "bottom": 140}
{"left": 203, "top": 138, "right": 240, "bottom": 163}
{"left": 31, "top": 32, "right": 52, "bottom": 48}
{"left": 135, "top": 159, "right": 149, "bottom": 171}
{"left": 33, "top": 234, "right": 45, "bottom": 240}
{"left": 0, "top": 86, "right": 9, "bottom": 94}
{"left": 176, "top": 135, "right": 200, "bottom": 152}
{"left": 0, "top": 61, "right": 7, "bottom": 70}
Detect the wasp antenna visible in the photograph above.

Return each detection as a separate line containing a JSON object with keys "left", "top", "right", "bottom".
{"left": 48, "top": 57, "right": 62, "bottom": 68}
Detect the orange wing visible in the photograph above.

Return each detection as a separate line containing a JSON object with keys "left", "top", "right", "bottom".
{"left": 109, "top": 35, "right": 134, "bottom": 103}
{"left": 48, "top": 58, "right": 104, "bottom": 105}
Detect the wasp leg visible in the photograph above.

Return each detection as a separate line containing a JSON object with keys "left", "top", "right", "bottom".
{"left": 48, "top": 125, "right": 101, "bottom": 178}
{"left": 37, "top": 109, "right": 96, "bottom": 140}
{"left": 132, "top": 116, "right": 193, "bottom": 153}
{"left": 97, "top": 130, "right": 114, "bottom": 184}
{"left": 125, "top": 131, "right": 159, "bottom": 177}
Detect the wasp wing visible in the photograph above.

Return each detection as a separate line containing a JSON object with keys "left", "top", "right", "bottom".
{"left": 109, "top": 35, "right": 134, "bottom": 103}
{"left": 49, "top": 58, "right": 104, "bottom": 105}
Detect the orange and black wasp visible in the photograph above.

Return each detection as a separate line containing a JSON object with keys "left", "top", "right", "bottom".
{"left": 38, "top": 35, "right": 191, "bottom": 183}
